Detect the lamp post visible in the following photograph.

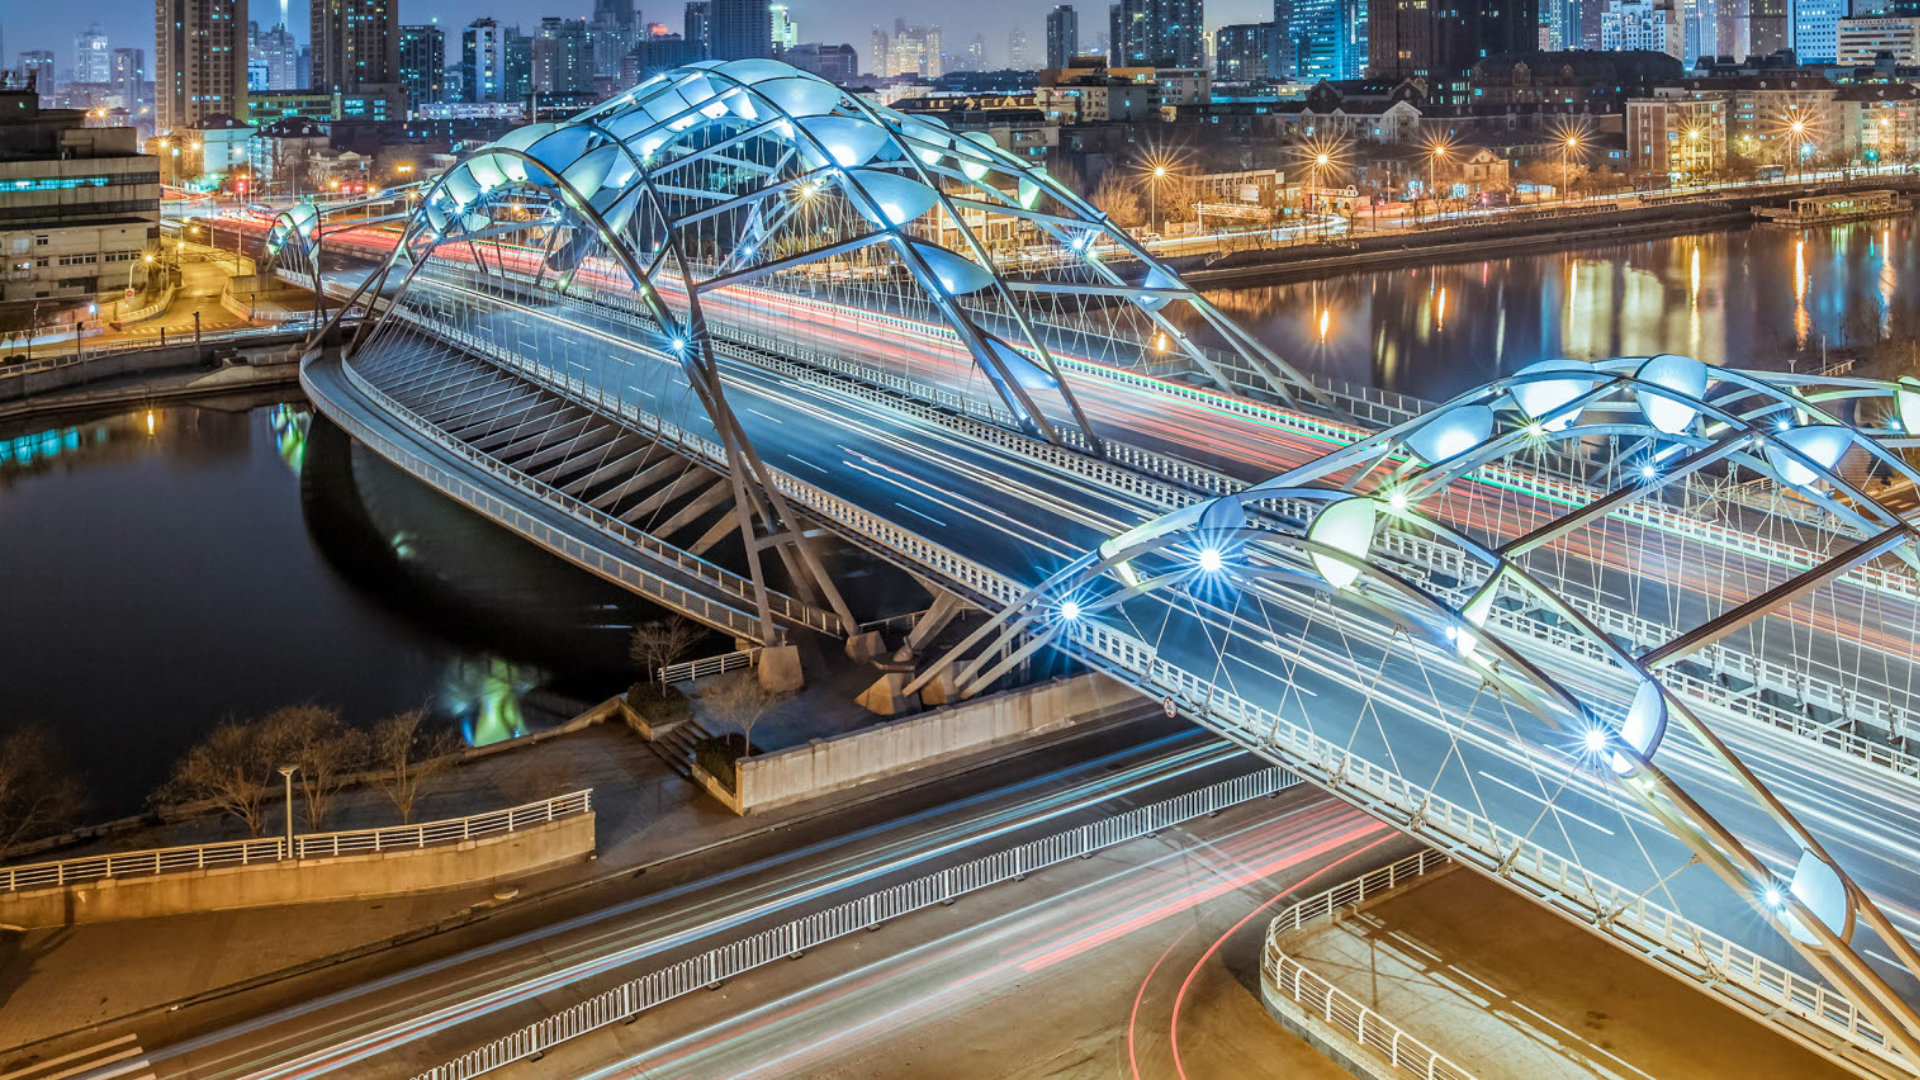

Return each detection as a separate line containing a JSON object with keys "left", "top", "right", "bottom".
{"left": 1312, "top": 152, "right": 1330, "bottom": 238}
{"left": 1790, "top": 116, "right": 1806, "bottom": 180}
{"left": 278, "top": 764, "right": 299, "bottom": 854}
{"left": 1563, "top": 134, "right": 1580, "bottom": 202}
{"left": 1150, "top": 164, "right": 1167, "bottom": 235}
{"left": 1427, "top": 145, "right": 1449, "bottom": 221}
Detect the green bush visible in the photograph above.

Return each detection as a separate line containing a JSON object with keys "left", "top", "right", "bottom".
{"left": 627, "top": 683, "right": 690, "bottom": 725}
{"left": 692, "top": 733, "right": 754, "bottom": 791}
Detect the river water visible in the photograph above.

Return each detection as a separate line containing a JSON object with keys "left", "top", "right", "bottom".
{"left": 5, "top": 216, "right": 1916, "bottom": 815}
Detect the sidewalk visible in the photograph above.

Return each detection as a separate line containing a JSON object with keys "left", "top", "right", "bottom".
{"left": 1278, "top": 866, "right": 1853, "bottom": 1080}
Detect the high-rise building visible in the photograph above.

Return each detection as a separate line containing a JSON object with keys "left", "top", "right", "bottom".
{"left": 1600, "top": 0, "right": 1684, "bottom": 57}
{"left": 1368, "top": 0, "right": 1535, "bottom": 102}
{"left": 783, "top": 41, "right": 857, "bottom": 78}
{"left": 685, "top": 2, "right": 711, "bottom": 46}
{"left": 19, "top": 50, "right": 55, "bottom": 97}
{"left": 503, "top": 26, "right": 533, "bottom": 100}
{"left": 710, "top": 0, "right": 772, "bottom": 60}
{"left": 771, "top": 3, "right": 798, "bottom": 52}
{"left": 111, "top": 47, "right": 146, "bottom": 106}
{"left": 1047, "top": 5, "right": 1080, "bottom": 67}
{"left": 1108, "top": 0, "right": 1205, "bottom": 66}
{"left": 592, "top": 0, "right": 636, "bottom": 77}
{"left": 75, "top": 24, "right": 111, "bottom": 85}
{"left": 155, "top": 0, "right": 248, "bottom": 131}
{"left": 874, "top": 20, "right": 944, "bottom": 76}
{"left": 1837, "top": 14, "right": 1920, "bottom": 63}
{"left": 1010, "top": 25, "right": 1032, "bottom": 67}
{"left": 462, "top": 19, "right": 507, "bottom": 102}
{"left": 1749, "top": 0, "right": 1788, "bottom": 55}
{"left": 1791, "top": 0, "right": 1846, "bottom": 62}
{"left": 311, "top": 0, "right": 399, "bottom": 95}
{"left": 399, "top": 24, "right": 446, "bottom": 107}
{"left": 250, "top": 22, "right": 297, "bottom": 89}
{"left": 1215, "top": 21, "right": 1281, "bottom": 78}
{"left": 1291, "top": 0, "right": 1365, "bottom": 79}
{"left": 534, "top": 17, "right": 593, "bottom": 93}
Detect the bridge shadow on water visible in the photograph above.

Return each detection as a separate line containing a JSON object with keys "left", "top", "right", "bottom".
{"left": 297, "top": 414, "right": 705, "bottom": 741}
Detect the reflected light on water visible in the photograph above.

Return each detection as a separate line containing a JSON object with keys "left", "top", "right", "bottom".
{"left": 1689, "top": 246, "right": 1700, "bottom": 307}
{"left": 442, "top": 655, "right": 540, "bottom": 747}
{"left": 1794, "top": 237, "right": 1811, "bottom": 346}
{"left": 1317, "top": 307, "right": 1331, "bottom": 342}
{"left": 1436, "top": 286, "right": 1448, "bottom": 330}
{"left": 145, "top": 410, "right": 156, "bottom": 437}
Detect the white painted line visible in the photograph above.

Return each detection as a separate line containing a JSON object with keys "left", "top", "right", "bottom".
{"left": 893, "top": 501, "right": 948, "bottom": 528}
{"left": 786, "top": 454, "right": 828, "bottom": 473}
{"left": 1475, "top": 770, "right": 1616, "bottom": 836}
{"left": 1865, "top": 947, "right": 1914, "bottom": 975}
{"left": 747, "top": 408, "right": 784, "bottom": 425}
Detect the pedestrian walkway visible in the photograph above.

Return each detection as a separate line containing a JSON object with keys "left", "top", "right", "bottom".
{"left": 1278, "top": 866, "right": 1853, "bottom": 1079}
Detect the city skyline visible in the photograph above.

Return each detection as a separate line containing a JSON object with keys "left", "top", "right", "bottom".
{"left": 1, "top": 0, "right": 1284, "bottom": 70}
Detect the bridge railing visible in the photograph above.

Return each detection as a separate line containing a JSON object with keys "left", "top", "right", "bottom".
{"left": 0, "top": 790, "right": 592, "bottom": 892}
{"left": 1262, "top": 849, "right": 1473, "bottom": 1080}
{"left": 409, "top": 766, "right": 1303, "bottom": 1080}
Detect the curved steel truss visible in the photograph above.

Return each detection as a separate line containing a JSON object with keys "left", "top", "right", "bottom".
{"left": 922, "top": 354, "right": 1920, "bottom": 1073}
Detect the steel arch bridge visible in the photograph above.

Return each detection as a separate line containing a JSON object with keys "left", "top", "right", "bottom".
{"left": 300, "top": 61, "right": 1920, "bottom": 1078}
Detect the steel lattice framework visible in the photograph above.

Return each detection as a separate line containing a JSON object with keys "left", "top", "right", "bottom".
{"left": 926, "top": 355, "right": 1920, "bottom": 1073}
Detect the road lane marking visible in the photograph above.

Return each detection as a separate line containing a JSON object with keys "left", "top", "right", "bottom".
{"left": 893, "top": 502, "right": 947, "bottom": 527}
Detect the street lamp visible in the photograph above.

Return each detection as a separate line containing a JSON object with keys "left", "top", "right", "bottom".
{"left": 1427, "top": 144, "right": 1450, "bottom": 220}
{"left": 1150, "top": 163, "right": 1168, "bottom": 234}
{"left": 1563, "top": 135, "right": 1580, "bottom": 201}
{"left": 278, "top": 764, "right": 299, "bottom": 854}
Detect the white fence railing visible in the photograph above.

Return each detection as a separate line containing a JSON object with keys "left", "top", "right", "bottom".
{"left": 411, "top": 766, "right": 1302, "bottom": 1080}
{"left": 0, "top": 790, "right": 592, "bottom": 893}
{"left": 658, "top": 648, "right": 760, "bottom": 684}
{"left": 1261, "top": 850, "right": 1467, "bottom": 1080}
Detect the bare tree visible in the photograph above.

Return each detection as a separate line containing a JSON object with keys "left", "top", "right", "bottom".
{"left": 261, "top": 704, "right": 368, "bottom": 832}
{"left": 701, "top": 672, "right": 789, "bottom": 754}
{"left": 159, "top": 720, "right": 278, "bottom": 836}
{"left": 0, "top": 726, "right": 85, "bottom": 859}
{"left": 369, "top": 709, "right": 461, "bottom": 824}
{"left": 1089, "top": 168, "right": 1147, "bottom": 230}
{"left": 628, "top": 617, "right": 705, "bottom": 695}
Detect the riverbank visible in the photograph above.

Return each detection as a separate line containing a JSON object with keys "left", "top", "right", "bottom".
{"left": 1172, "top": 173, "right": 1920, "bottom": 287}
{"left": 0, "top": 331, "right": 310, "bottom": 423}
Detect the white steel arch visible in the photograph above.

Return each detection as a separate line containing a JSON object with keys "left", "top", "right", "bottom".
{"left": 921, "top": 355, "right": 1920, "bottom": 1074}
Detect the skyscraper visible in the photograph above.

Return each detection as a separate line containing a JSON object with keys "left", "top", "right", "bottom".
{"left": 19, "top": 51, "right": 55, "bottom": 97}
{"left": 1296, "top": 0, "right": 1366, "bottom": 77}
{"left": 1216, "top": 21, "right": 1282, "bottom": 78}
{"left": 75, "top": 24, "right": 111, "bottom": 85}
{"left": 709, "top": 0, "right": 773, "bottom": 60}
{"left": 311, "top": 0, "right": 399, "bottom": 95}
{"left": 1047, "top": 5, "right": 1080, "bottom": 67}
{"left": 1107, "top": 0, "right": 1205, "bottom": 66}
{"left": 1792, "top": 0, "right": 1847, "bottom": 62}
{"left": 251, "top": 22, "right": 297, "bottom": 89}
{"left": 1009, "top": 26, "right": 1032, "bottom": 67}
{"left": 399, "top": 24, "right": 446, "bottom": 107}
{"left": 155, "top": 0, "right": 248, "bottom": 130}
{"left": 685, "top": 2, "right": 711, "bottom": 47}
{"left": 873, "top": 20, "right": 943, "bottom": 75}
{"left": 1749, "top": 0, "right": 1789, "bottom": 55}
{"left": 462, "top": 18, "right": 507, "bottom": 102}
{"left": 770, "top": 3, "right": 798, "bottom": 52}
{"left": 534, "top": 17, "right": 593, "bottom": 93}
{"left": 503, "top": 26, "right": 533, "bottom": 100}
{"left": 1368, "top": 0, "right": 1535, "bottom": 101}
{"left": 1600, "top": 0, "right": 1684, "bottom": 57}
{"left": 592, "top": 0, "right": 636, "bottom": 77}
{"left": 111, "top": 47, "right": 146, "bottom": 106}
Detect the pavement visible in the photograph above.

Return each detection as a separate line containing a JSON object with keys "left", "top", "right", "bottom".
{"left": 0, "top": 706, "right": 1214, "bottom": 1068}
{"left": 1279, "top": 865, "right": 1856, "bottom": 1080}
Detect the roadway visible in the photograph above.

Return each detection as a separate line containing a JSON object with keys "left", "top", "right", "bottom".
{"left": 475, "top": 787, "right": 1409, "bottom": 1080}
{"left": 69, "top": 716, "right": 1263, "bottom": 1078}
{"left": 326, "top": 272, "right": 1920, "bottom": 1010}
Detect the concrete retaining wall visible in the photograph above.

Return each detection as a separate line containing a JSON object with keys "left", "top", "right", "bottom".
{"left": 733, "top": 674, "right": 1139, "bottom": 812}
{"left": 0, "top": 812, "right": 594, "bottom": 929}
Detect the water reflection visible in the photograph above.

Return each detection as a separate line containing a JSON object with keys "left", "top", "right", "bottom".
{"left": 0, "top": 398, "right": 662, "bottom": 813}
{"left": 1204, "top": 213, "right": 1920, "bottom": 401}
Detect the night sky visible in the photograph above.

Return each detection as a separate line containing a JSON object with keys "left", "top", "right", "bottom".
{"left": 8, "top": 0, "right": 1272, "bottom": 73}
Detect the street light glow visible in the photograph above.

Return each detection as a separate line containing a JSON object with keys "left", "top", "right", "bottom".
{"left": 1197, "top": 547, "right": 1224, "bottom": 572}
{"left": 1059, "top": 599, "right": 1082, "bottom": 621}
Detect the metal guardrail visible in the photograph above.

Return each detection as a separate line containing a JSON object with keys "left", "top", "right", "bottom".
{"left": 412, "top": 765, "right": 1302, "bottom": 1080}
{"left": 1262, "top": 850, "right": 1469, "bottom": 1080}
{"left": 0, "top": 789, "right": 591, "bottom": 893}
{"left": 658, "top": 648, "right": 760, "bottom": 684}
